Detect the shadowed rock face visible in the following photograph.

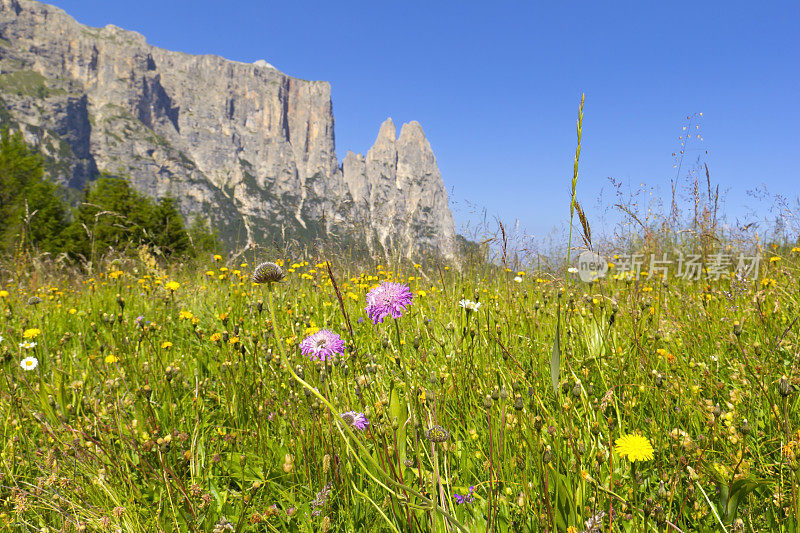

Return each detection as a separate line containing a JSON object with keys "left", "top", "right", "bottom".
{"left": 0, "top": 0, "right": 456, "bottom": 258}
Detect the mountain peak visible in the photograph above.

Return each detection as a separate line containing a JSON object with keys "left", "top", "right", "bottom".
{"left": 0, "top": 0, "right": 456, "bottom": 259}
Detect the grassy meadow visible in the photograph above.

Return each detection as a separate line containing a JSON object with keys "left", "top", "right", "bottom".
{"left": 0, "top": 242, "right": 799, "bottom": 532}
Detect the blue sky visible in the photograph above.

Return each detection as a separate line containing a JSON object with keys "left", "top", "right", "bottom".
{"left": 46, "top": 0, "right": 800, "bottom": 240}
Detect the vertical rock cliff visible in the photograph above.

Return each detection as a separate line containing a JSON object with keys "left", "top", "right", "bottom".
{"left": 0, "top": 0, "right": 457, "bottom": 258}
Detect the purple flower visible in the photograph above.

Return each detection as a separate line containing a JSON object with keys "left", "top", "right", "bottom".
{"left": 299, "top": 329, "right": 345, "bottom": 361}
{"left": 454, "top": 486, "right": 475, "bottom": 504}
{"left": 364, "top": 282, "right": 414, "bottom": 324}
{"left": 340, "top": 410, "right": 369, "bottom": 431}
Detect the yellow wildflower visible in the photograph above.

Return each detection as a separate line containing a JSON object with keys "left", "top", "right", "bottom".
{"left": 23, "top": 328, "right": 41, "bottom": 339}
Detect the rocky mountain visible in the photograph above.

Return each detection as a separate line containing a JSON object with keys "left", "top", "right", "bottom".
{"left": 0, "top": 0, "right": 457, "bottom": 258}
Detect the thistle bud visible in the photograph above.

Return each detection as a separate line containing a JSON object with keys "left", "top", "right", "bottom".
{"left": 572, "top": 382, "right": 582, "bottom": 398}
{"left": 483, "top": 395, "right": 494, "bottom": 410}
{"left": 542, "top": 446, "right": 552, "bottom": 464}
{"left": 779, "top": 375, "right": 793, "bottom": 397}
{"left": 739, "top": 418, "right": 751, "bottom": 436}
{"left": 252, "top": 262, "right": 285, "bottom": 284}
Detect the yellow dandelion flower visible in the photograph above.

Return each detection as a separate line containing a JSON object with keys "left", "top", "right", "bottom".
{"left": 209, "top": 332, "right": 222, "bottom": 342}
{"left": 0, "top": 290, "right": 8, "bottom": 298}
{"left": 614, "top": 434, "right": 654, "bottom": 462}
{"left": 104, "top": 354, "right": 118, "bottom": 364}
{"left": 23, "top": 328, "right": 41, "bottom": 339}
{"left": 165, "top": 281, "right": 180, "bottom": 291}
{"left": 161, "top": 341, "right": 173, "bottom": 349}
{"left": 179, "top": 310, "right": 194, "bottom": 320}
{"left": 213, "top": 254, "right": 222, "bottom": 261}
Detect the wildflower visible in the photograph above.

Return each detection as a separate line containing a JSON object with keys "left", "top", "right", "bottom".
{"left": 0, "top": 290, "right": 8, "bottom": 297}
{"left": 614, "top": 433, "right": 654, "bottom": 462}
{"left": 161, "top": 341, "right": 173, "bottom": 349}
{"left": 514, "top": 276, "right": 523, "bottom": 283}
{"left": 179, "top": 310, "right": 194, "bottom": 320}
{"left": 454, "top": 486, "right": 475, "bottom": 504}
{"left": 19, "top": 341, "right": 37, "bottom": 350}
{"left": 212, "top": 517, "right": 234, "bottom": 533}
{"left": 213, "top": 254, "right": 222, "bottom": 262}
{"left": 568, "top": 267, "right": 578, "bottom": 274}
{"left": 583, "top": 511, "right": 605, "bottom": 533}
{"left": 425, "top": 425, "right": 450, "bottom": 443}
{"left": 364, "top": 282, "right": 414, "bottom": 324}
{"left": 104, "top": 354, "right": 118, "bottom": 364}
{"left": 20, "top": 356, "right": 38, "bottom": 371}
{"left": 165, "top": 281, "right": 180, "bottom": 291}
{"left": 341, "top": 411, "right": 369, "bottom": 430}
{"left": 209, "top": 332, "right": 222, "bottom": 342}
{"left": 458, "top": 299, "right": 482, "bottom": 312}
{"left": 23, "top": 328, "right": 41, "bottom": 339}
{"left": 252, "top": 261, "right": 285, "bottom": 284}
{"left": 300, "top": 329, "right": 345, "bottom": 361}
{"left": 311, "top": 482, "right": 332, "bottom": 517}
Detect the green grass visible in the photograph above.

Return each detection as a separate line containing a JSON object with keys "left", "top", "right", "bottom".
{"left": 0, "top": 248, "right": 798, "bottom": 532}
{"left": 0, "top": 70, "right": 64, "bottom": 98}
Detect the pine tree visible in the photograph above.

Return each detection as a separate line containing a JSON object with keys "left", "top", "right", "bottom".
{"left": 0, "top": 129, "right": 67, "bottom": 252}
{"left": 187, "top": 214, "right": 220, "bottom": 254}
{"left": 63, "top": 177, "right": 154, "bottom": 259}
{"left": 148, "top": 195, "right": 191, "bottom": 256}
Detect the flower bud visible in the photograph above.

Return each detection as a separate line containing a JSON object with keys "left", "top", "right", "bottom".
{"left": 483, "top": 395, "right": 494, "bottom": 410}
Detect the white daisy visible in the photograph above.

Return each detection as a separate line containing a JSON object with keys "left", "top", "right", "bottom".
{"left": 20, "top": 356, "right": 38, "bottom": 371}
{"left": 513, "top": 276, "right": 523, "bottom": 283}
{"left": 458, "top": 299, "right": 482, "bottom": 312}
{"left": 19, "top": 341, "right": 37, "bottom": 350}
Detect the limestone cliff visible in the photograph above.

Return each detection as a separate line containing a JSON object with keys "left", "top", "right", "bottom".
{"left": 0, "top": 0, "right": 457, "bottom": 258}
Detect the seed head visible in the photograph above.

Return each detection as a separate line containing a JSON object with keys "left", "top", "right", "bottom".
{"left": 425, "top": 425, "right": 450, "bottom": 443}
{"left": 252, "top": 261, "right": 284, "bottom": 284}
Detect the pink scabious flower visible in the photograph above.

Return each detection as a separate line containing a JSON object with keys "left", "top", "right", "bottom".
{"left": 364, "top": 282, "right": 414, "bottom": 324}
{"left": 299, "top": 329, "right": 345, "bottom": 361}
{"left": 341, "top": 411, "right": 369, "bottom": 431}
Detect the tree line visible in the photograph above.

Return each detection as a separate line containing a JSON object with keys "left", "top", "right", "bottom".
{"left": 0, "top": 129, "right": 218, "bottom": 260}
